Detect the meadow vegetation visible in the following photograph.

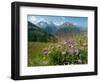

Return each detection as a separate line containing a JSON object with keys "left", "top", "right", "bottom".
{"left": 28, "top": 32, "right": 88, "bottom": 66}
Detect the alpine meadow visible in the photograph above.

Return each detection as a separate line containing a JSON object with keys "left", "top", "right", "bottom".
{"left": 28, "top": 15, "right": 88, "bottom": 66}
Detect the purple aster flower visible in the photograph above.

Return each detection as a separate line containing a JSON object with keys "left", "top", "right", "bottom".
{"left": 43, "top": 48, "right": 50, "bottom": 56}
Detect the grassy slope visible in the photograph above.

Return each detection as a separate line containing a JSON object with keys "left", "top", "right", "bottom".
{"left": 28, "top": 42, "right": 51, "bottom": 66}
{"left": 28, "top": 32, "right": 87, "bottom": 66}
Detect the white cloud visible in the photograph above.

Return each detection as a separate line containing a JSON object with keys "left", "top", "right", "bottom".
{"left": 37, "top": 18, "right": 47, "bottom": 22}
{"left": 61, "top": 17, "right": 66, "bottom": 21}
{"left": 28, "top": 16, "right": 37, "bottom": 24}
{"left": 54, "top": 21, "right": 63, "bottom": 26}
{"left": 28, "top": 16, "right": 48, "bottom": 24}
{"left": 73, "top": 23, "right": 79, "bottom": 26}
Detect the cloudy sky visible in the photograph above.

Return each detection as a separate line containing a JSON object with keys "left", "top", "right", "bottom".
{"left": 28, "top": 15, "right": 88, "bottom": 27}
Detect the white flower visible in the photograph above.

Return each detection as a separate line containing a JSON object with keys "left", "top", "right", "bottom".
{"left": 63, "top": 41, "right": 67, "bottom": 45}
{"left": 61, "top": 51, "right": 66, "bottom": 56}
{"left": 78, "top": 59, "right": 82, "bottom": 63}
{"left": 48, "top": 51, "right": 51, "bottom": 54}
{"left": 74, "top": 49, "right": 79, "bottom": 56}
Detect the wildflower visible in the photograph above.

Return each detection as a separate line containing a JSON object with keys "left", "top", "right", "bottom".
{"left": 48, "top": 51, "right": 51, "bottom": 54}
{"left": 50, "top": 44, "right": 56, "bottom": 49}
{"left": 57, "top": 45, "right": 61, "bottom": 48}
{"left": 43, "top": 56, "right": 46, "bottom": 60}
{"left": 80, "top": 46, "right": 84, "bottom": 50}
{"left": 43, "top": 48, "right": 50, "bottom": 56}
{"left": 68, "top": 48, "right": 74, "bottom": 54}
{"left": 62, "top": 40, "right": 68, "bottom": 47}
{"left": 68, "top": 46, "right": 80, "bottom": 56}
{"left": 78, "top": 59, "right": 82, "bottom": 63}
{"left": 63, "top": 41, "right": 67, "bottom": 45}
{"left": 74, "top": 48, "right": 80, "bottom": 56}
{"left": 83, "top": 43, "right": 87, "bottom": 47}
{"left": 61, "top": 51, "right": 66, "bottom": 56}
{"left": 68, "top": 43, "right": 74, "bottom": 48}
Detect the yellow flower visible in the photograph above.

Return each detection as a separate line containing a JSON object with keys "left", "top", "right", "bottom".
{"left": 43, "top": 56, "right": 46, "bottom": 60}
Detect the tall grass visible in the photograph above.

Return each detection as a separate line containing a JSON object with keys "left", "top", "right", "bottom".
{"left": 28, "top": 32, "right": 87, "bottom": 66}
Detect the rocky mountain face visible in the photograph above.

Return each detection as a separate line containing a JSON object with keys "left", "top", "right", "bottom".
{"left": 28, "top": 21, "right": 87, "bottom": 42}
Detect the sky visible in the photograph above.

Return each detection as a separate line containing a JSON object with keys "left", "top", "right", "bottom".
{"left": 28, "top": 15, "right": 88, "bottom": 27}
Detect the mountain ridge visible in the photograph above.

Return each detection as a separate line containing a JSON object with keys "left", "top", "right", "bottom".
{"left": 28, "top": 21, "right": 57, "bottom": 42}
{"left": 28, "top": 21, "right": 87, "bottom": 42}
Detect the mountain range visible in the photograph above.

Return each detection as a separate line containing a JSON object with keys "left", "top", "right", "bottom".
{"left": 37, "top": 21, "right": 57, "bottom": 34}
{"left": 28, "top": 21, "right": 57, "bottom": 42}
{"left": 28, "top": 21, "right": 87, "bottom": 42}
{"left": 36, "top": 21, "right": 87, "bottom": 33}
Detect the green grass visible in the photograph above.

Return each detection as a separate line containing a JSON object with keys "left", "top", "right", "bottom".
{"left": 28, "top": 32, "right": 88, "bottom": 66}
{"left": 28, "top": 42, "right": 51, "bottom": 66}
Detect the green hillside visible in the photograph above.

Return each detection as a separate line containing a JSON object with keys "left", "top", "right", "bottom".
{"left": 28, "top": 21, "right": 57, "bottom": 42}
